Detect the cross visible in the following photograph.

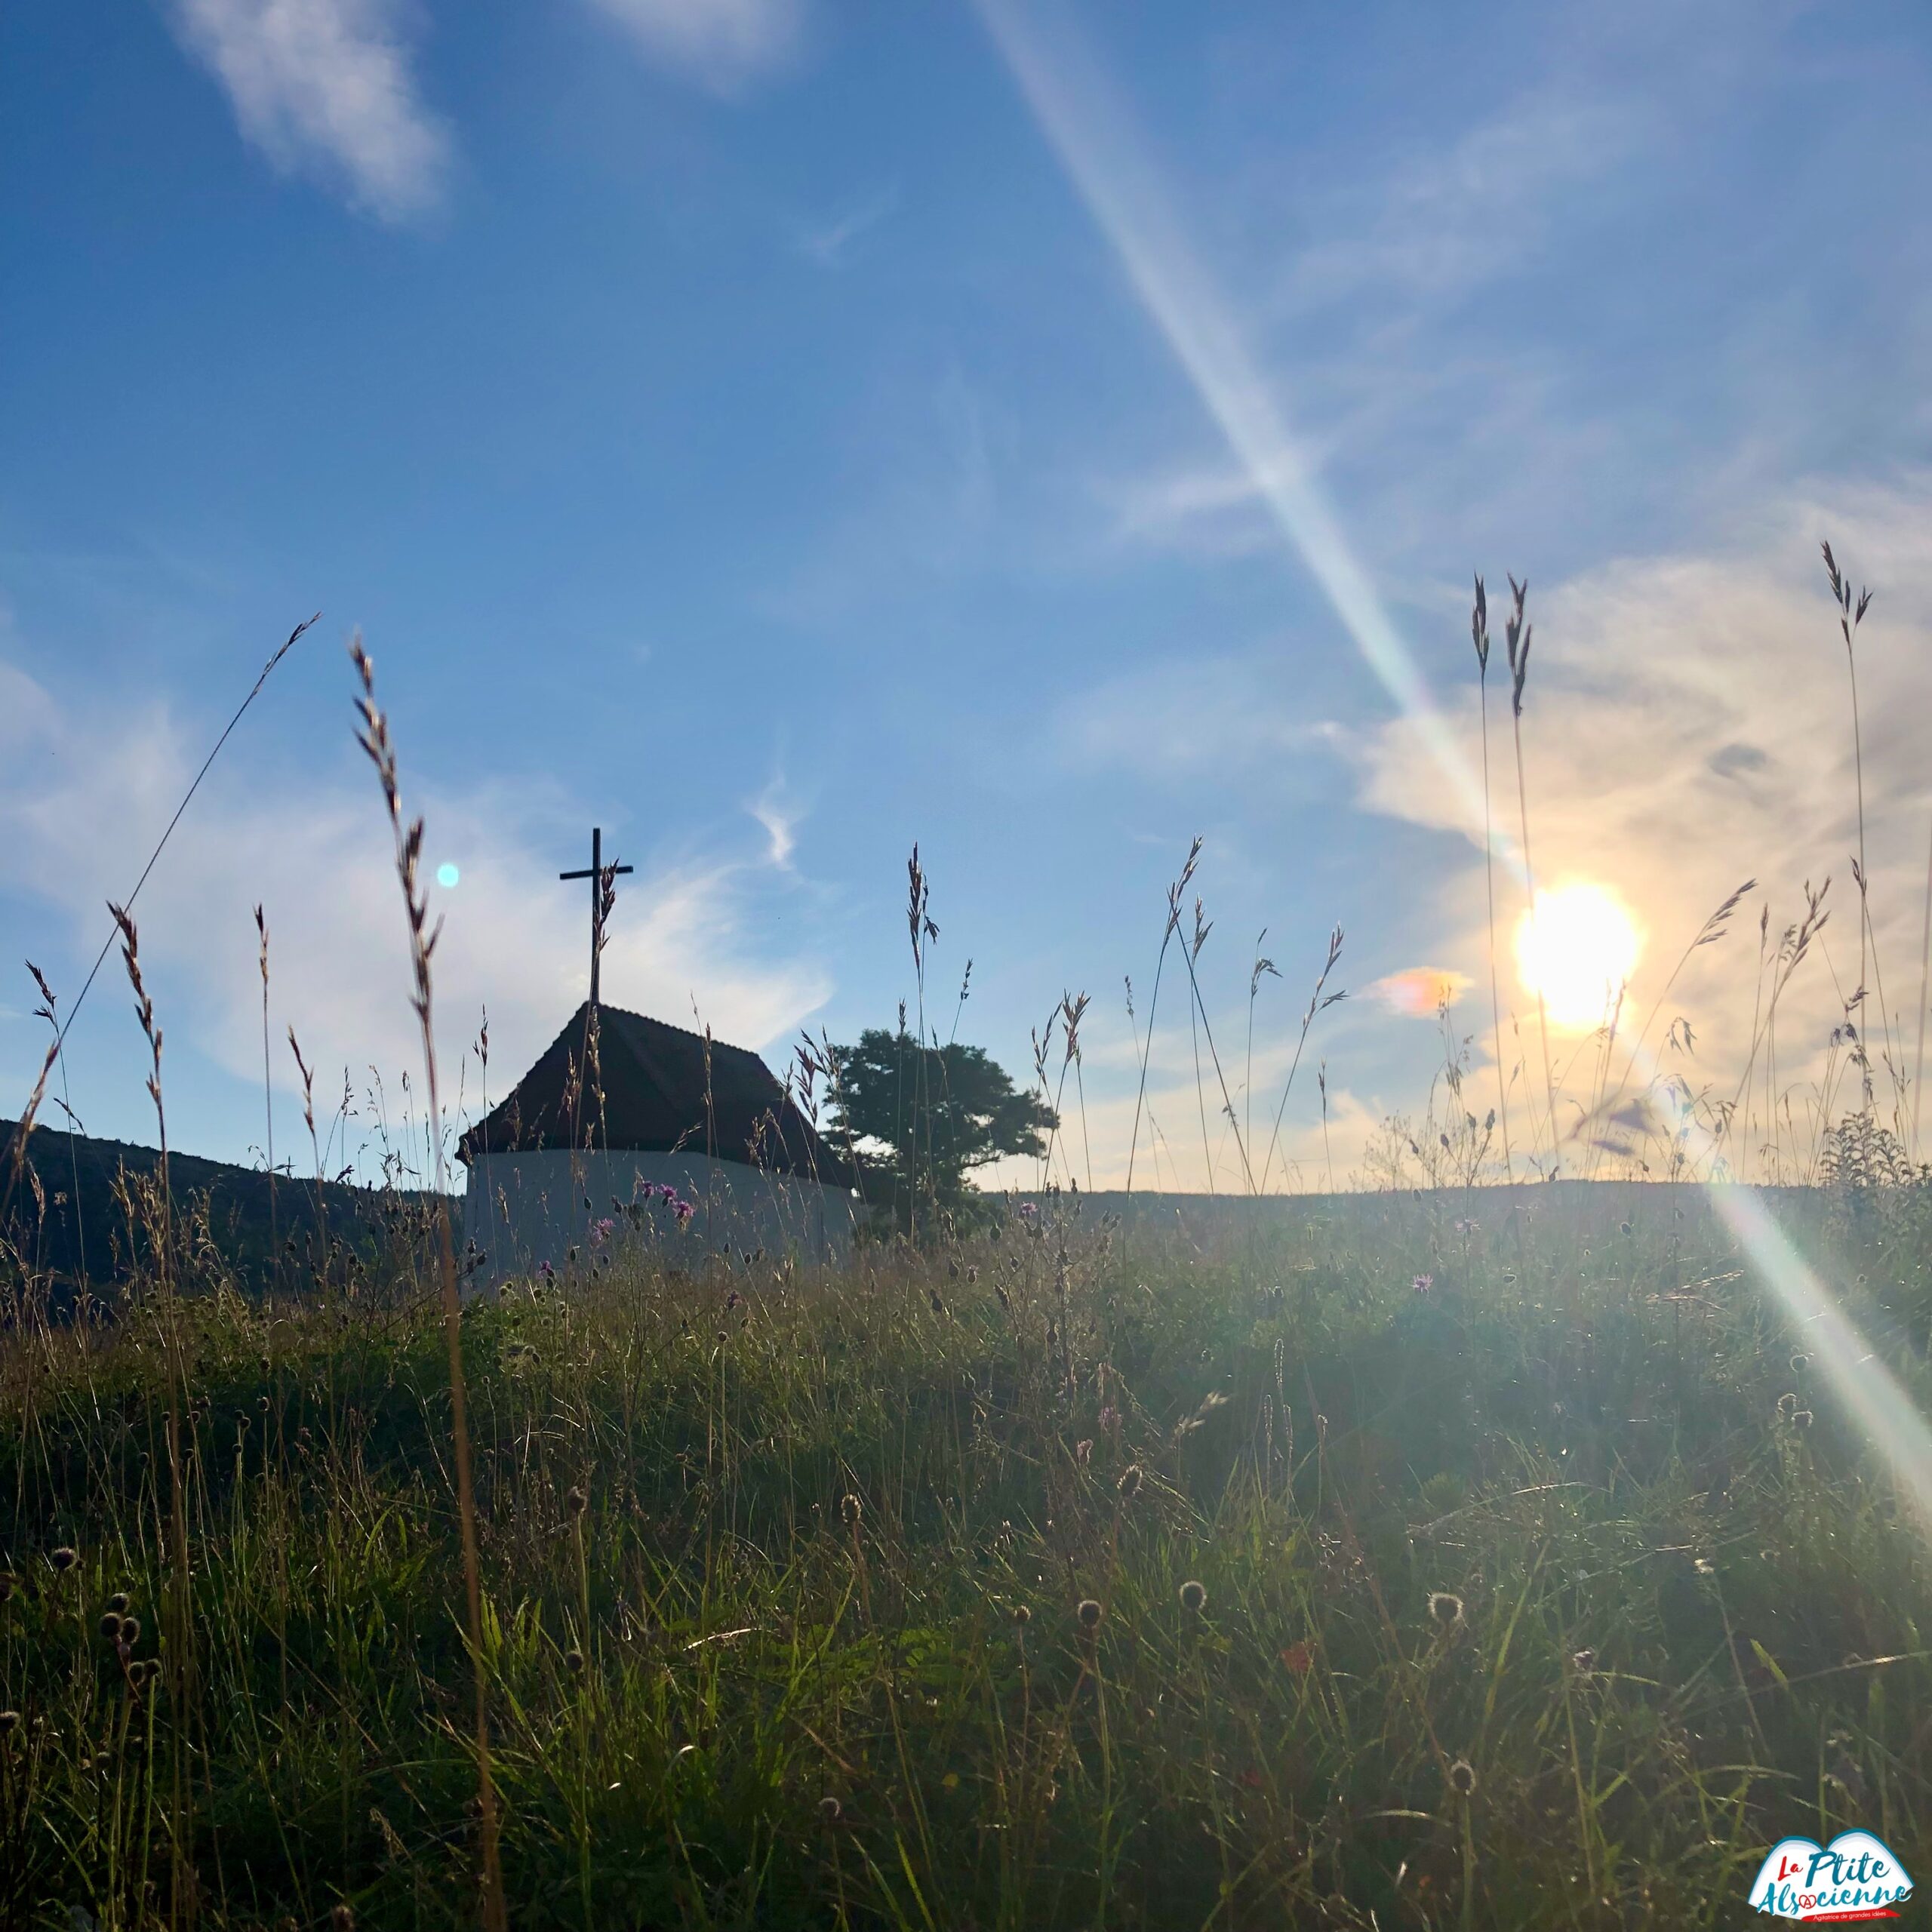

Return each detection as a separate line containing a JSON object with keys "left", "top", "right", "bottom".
{"left": 560, "top": 826, "right": 632, "bottom": 1008}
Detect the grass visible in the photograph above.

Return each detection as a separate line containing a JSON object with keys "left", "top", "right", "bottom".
{"left": 1, "top": 1184, "right": 1930, "bottom": 1928}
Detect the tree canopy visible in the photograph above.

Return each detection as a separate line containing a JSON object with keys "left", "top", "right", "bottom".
{"left": 826, "top": 1028, "right": 1056, "bottom": 1232}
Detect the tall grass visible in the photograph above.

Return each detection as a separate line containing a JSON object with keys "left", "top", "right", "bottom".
{"left": 2, "top": 1187, "right": 1930, "bottom": 1926}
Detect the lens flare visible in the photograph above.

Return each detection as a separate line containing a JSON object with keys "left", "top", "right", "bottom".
{"left": 436, "top": 862, "right": 460, "bottom": 889}
{"left": 1515, "top": 883, "right": 1639, "bottom": 1031}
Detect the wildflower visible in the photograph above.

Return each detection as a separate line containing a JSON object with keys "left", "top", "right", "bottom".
{"left": 1117, "top": 1465, "right": 1142, "bottom": 1499}
{"left": 840, "top": 1494, "right": 863, "bottom": 1526}
{"left": 50, "top": 1546, "right": 77, "bottom": 1574}
{"left": 1412, "top": 1274, "right": 1435, "bottom": 1296}
{"left": 565, "top": 1485, "right": 589, "bottom": 1518}
{"left": 1178, "top": 1580, "right": 1208, "bottom": 1614}
{"left": 1429, "top": 1591, "right": 1465, "bottom": 1630}
{"left": 1011, "top": 1603, "right": 1031, "bottom": 1626}
{"left": 1448, "top": 1759, "right": 1478, "bottom": 1798}
{"left": 671, "top": 1198, "right": 695, "bottom": 1229}
{"left": 724, "top": 1291, "right": 743, "bottom": 1312}
{"left": 818, "top": 1795, "right": 842, "bottom": 1824}
{"left": 537, "top": 1259, "right": 555, "bottom": 1283}
{"left": 1017, "top": 1203, "right": 1038, "bottom": 1223}
{"left": 1790, "top": 1352, "right": 1810, "bottom": 1374}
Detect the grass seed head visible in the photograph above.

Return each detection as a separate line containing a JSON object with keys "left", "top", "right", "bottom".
{"left": 1117, "top": 1465, "right": 1143, "bottom": 1499}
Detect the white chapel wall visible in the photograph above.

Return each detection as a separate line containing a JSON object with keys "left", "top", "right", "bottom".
{"left": 460, "top": 1148, "right": 863, "bottom": 1291}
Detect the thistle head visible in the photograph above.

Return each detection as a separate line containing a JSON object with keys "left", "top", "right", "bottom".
{"left": 1178, "top": 1579, "right": 1208, "bottom": 1614}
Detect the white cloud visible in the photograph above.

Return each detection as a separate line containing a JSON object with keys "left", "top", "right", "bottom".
{"left": 173, "top": 0, "right": 448, "bottom": 220}
{"left": 586, "top": 0, "right": 801, "bottom": 93}
{"left": 1355, "top": 474, "right": 1932, "bottom": 1170}
{"left": 0, "top": 654, "right": 831, "bottom": 1159}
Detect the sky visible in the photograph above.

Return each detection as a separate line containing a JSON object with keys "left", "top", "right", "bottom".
{"left": 3, "top": 0, "right": 1931, "bottom": 1193}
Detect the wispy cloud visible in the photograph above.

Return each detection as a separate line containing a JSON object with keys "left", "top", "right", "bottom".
{"left": 794, "top": 184, "right": 900, "bottom": 269}
{"left": 172, "top": 0, "right": 449, "bottom": 220}
{"left": 1059, "top": 654, "right": 1343, "bottom": 780}
{"left": 746, "top": 777, "right": 801, "bottom": 870}
{"left": 586, "top": 0, "right": 802, "bottom": 94}
{"left": 0, "top": 654, "right": 831, "bottom": 1150}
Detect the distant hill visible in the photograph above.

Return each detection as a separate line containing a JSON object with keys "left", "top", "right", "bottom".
{"left": 1, "top": 1117, "right": 454, "bottom": 1302}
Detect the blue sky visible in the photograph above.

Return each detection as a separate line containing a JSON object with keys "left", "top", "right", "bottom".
{"left": 4, "top": 0, "right": 1931, "bottom": 1189}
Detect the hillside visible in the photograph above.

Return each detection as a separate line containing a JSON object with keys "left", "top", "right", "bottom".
{"left": 1, "top": 1116, "right": 453, "bottom": 1301}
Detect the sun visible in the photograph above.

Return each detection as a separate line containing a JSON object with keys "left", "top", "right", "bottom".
{"left": 1515, "top": 882, "right": 1641, "bottom": 1032}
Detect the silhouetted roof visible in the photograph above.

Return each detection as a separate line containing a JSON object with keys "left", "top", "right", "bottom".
{"left": 456, "top": 1003, "right": 853, "bottom": 1189}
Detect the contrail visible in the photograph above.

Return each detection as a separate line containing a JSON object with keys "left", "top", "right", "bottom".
{"left": 974, "top": 0, "right": 1932, "bottom": 1531}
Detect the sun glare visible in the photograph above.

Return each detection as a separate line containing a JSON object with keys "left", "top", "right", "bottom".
{"left": 1515, "top": 882, "right": 1641, "bottom": 1032}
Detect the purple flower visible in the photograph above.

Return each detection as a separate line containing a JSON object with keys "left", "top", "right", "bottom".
{"left": 672, "top": 1198, "right": 695, "bottom": 1229}
{"left": 1453, "top": 1218, "right": 1478, "bottom": 1235}
{"left": 590, "top": 1216, "right": 617, "bottom": 1248}
{"left": 537, "top": 1259, "right": 555, "bottom": 1282}
{"left": 1017, "top": 1202, "right": 1038, "bottom": 1222}
{"left": 724, "top": 1291, "right": 743, "bottom": 1312}
{"left": 1413, "top": 1273, "right": 1435, "bottom": 1296}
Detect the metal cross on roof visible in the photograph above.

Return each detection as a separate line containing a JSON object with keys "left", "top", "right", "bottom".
{"left": 559, "top": 826, "right": 632, "bottom": 1007}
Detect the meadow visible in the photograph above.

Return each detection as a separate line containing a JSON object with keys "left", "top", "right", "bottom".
{"left": 1, "top": 1177, "right": 1930, "bottom": 1929}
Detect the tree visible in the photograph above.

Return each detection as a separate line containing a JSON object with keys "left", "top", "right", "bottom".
{"left": 827, "top": 1028, "right": 1057, "bottom": 1234}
